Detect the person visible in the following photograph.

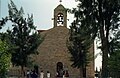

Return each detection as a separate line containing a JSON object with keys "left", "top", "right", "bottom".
{"left": 26, "top": 70, "right": 30, "bottom": 78}
{"left": 40, "top": 70, "right": 44, "bottom": 78}
{"left": 63, "top": 70, "right": 65, "bottom": 78}
{"left": 30, "top": 70, "right": 34, "bottom": 78}
{"left": 63, "top": 74, "right": 65, "bottom": 78}
{"left": 65, "top": 70, "right": 69, "bottom": 78}
{"left": 32, "top": 70, "right": 38, "bottom": 78}
{"left": 56, "top": 71, "right": 59, "bottom": 78}
{"left": 47, "top": 71, "right": 50, "bottom": 78}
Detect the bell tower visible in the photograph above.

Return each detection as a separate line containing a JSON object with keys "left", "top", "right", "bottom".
{"left": 53, "top": 2, "right": 67, "bottom": 27}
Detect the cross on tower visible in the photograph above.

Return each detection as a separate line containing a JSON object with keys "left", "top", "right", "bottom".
{"left": 59, "top": 0, "right": 62, "bottom": 3}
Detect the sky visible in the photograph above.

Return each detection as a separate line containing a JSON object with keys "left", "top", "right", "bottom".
{"left": 0, "top": 0, "right": 77, "bottom": 30}
{"left": 0, "top": 0, "right": 102, "bottom": 70}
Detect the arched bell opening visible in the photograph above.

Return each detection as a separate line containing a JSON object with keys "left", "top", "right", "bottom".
{"left": 57, "top": 13, "right": 64, "bottom": 26}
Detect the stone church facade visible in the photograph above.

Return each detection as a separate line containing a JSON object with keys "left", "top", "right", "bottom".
{"left": 35, "top": 4, "right": 94, "bottom": 78}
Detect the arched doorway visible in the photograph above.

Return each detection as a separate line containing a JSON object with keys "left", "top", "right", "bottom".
{"left": 56, "top": 62, "right": 63, "bottom": 77}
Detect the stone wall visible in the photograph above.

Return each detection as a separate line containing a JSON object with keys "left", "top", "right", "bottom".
{"left": 35, "top": 26, "right": 94, "bottom": 78}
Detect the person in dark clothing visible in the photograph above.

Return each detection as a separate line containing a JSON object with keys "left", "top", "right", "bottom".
{"left": 30, "top": 70, "right": 34, "bottom": 78}
{"left": 65, "top": 70, "right": 69, "bottom": 78}
{"left": 31, "top": 70, "right": 38, "bottom": 78}
{"left": 26, "top": 70, "right": 30, "bottom": 78}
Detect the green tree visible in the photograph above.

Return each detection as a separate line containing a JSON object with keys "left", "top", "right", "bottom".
{"left": 0, "top": 39, "right": 11, "bottom": 78}
{"left": 0, "top": 0, "right": 43, "bottom": 77}
{"left": 108, "top": 31, "right": 120, "bottom": 77}
{"left": 68, "top": 0, "right": 120, "bottom": 77}
{"left": 67, "top": 20, "right": 92, "bottom": 78}
{"left": 0, "top": 17, "right": 7, "bottom": 28}
{"left": 108, "top": 51, "right": 120, "bottom": 77}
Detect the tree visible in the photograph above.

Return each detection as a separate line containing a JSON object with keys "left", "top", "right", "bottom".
{"left": 0, "top": 2, "right": 15, "bottom": 78}
{"left": 107, "top": 31, "right": 120, "bottom": 77}
{"left": 0, "top": 17, "right": 7, "bottom": 28}
{"left": 1, "top": 0, "right": 42, "bottom": 77}
{"left": 108, "top": 50, "right": 120, "bottom": 77}
{"left": 67, "top": 20, "right": 92, "bottom": 78}
{"left": 0, "top": 39, "right": 11, "bottom": 78}
{"left": 68, "top": 0, "right": 120, "bottom": 77}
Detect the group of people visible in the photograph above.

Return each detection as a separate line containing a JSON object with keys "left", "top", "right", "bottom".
{"left": 39, "top": 71, "right": 51, "bottom": 78}
{"left": 26, "top": 70, "right": 50, "bottom": 78}
{"left": 56, "top": 70, "right": 69, "bottom": 78}
{"left": 26, "top": 69, "right": 69, "bottom": 78}
{"left": 26, "top": 70, "right": 38, "bottom": 78}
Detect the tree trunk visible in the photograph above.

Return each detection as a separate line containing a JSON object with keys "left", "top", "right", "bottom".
{"left": 83, "top": 67, "right": 86, "bottom": 78}
{"left": 99, "top": 23, "right": 109, "bottom": 77}
{"left": 80, "top": 65, "right": 86, "bottom": 78}
{"left": 99, "top": 21, "right": 109, "bottom": 77}
{"left": 98, "top": 0, "right": 109, "bottom": 77}
{"left": 21, "top": 66, "right": 25, "bottom": 78}
{"left": 101, "top": 38, "right": 109, "bottom": 77}
{"left": 80, "top": 67, "right": 84, "bottom": 78}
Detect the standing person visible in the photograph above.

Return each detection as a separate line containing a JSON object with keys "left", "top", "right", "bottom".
{"left": 65, "top": 70, "right": 69, "bottom": 78}
{"left": 56, "top": 71, "right": 59, "bottom": 78}
{"left": 40, "top": 70, "right": 44, "bottom": 78}
{"left": 63, "top": 74, "right": 65, "bottom": 78}
{"left": 63, "top": 70, "right": 65, "bottom": 78}
{"left": 26, "top": 70, "right": 30, "bottom": 78}
{"left": 30, "top": 70, "right": 34, "bottom": 78}
{"left": 32, "top": 70, "right": 38, "bottom": 78}
{"left": 47, "top": 71, "right": 50, "bottom": 78}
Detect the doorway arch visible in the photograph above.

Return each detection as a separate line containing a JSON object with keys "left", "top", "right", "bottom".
{"left": 56, "top": 62, "right": 63, "bottom": 77}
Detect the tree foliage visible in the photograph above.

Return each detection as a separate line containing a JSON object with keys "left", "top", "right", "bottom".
{"left": 0, "top": 0, "right": 43, "bottom": 77}
{"left": 108, "top": 50, "right": 120, "bottom": 77}
{"left": 68, "top": 0, "right": 120, "bottom": 77}
{"left": 67, "top": 12, "right": 94, "bottom": 78}
{"left": 108, "top": 31, "right": 120, "bottom": 77}
{"left": 0, "top": 39, "right": 11, "bottom": 78}
{"left": 68, "top": 20, "right": 92, "bottom": 68}
{"left": 0, "top": 1, "right": 43, "bottom": 77}
{"left": 6, "top": 0, "right": 42, "bottom": 68}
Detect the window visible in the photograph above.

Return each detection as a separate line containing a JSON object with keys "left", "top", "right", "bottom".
{"left": 57, "top": 13, "right": 64, "bottom": 26}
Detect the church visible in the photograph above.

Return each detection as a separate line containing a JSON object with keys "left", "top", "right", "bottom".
{"left": 35, "top": 2, "right": 95, "bottom": 78}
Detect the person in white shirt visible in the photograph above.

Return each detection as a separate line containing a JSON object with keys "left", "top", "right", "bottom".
{"left": 26, "top": 70, "right": 30, "bottom": 78}
{"left": 40, "top": 70, "right": 44, "bottom": 78}
{"left": 47, "top": 71, "right": 50, "bottom": 78}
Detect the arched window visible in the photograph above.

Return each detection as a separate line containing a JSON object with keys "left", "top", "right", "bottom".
{"left": 57, "top": 13, "right": 64, "bottom": 26}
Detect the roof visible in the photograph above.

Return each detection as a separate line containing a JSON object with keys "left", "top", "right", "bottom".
{"left": 54, "top": 4, "right": 65, "bottom": 10}
{"left": 37, "top": 30, "right": 46, "bottom": 33}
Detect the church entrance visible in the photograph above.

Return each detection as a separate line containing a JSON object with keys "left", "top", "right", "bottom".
{"left": 56, "top": 62, "right": 63, "bottom": 77}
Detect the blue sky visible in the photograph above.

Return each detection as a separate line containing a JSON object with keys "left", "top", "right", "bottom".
{"left": 0, "top": 0, "right": 102, "bottom": 70}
